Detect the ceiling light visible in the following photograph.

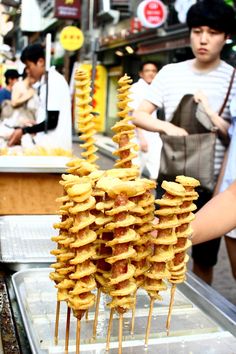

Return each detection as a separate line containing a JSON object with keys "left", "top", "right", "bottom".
{"left": 226, "top": 38, "right": 233, "bottom": 44}
{"left": 115, "top": 50, "right": 123, "bottom": 56}
{"left": 125, "top": 46, "right": 134, "bottom": 54}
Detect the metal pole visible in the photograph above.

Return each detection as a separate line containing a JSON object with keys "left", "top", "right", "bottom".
{"left": 91, "top": 37, "right": 98, "bottom": 97}
{"left": 44, "top": 33, "right": 51, "bottom": 133}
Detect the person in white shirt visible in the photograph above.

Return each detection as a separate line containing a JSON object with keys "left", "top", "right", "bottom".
{"left": 8, "top": 44, "right": 72, "bottom": 151}
{"left": 132, "top": 0, "right": 236, "bottom": 285}
{"left": 130, "top": 61, "right": 162, "bottom": 181}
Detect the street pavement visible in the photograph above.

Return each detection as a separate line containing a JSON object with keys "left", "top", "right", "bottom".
{"left": 73, "top": 136, "right": 236, "bottom": 306}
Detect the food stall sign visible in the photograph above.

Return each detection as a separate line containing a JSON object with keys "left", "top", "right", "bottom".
{"left": 137, "top": 0, "right": 167, "bottom": 28}
{"left": 59, "top": 26, "right": 84, "bottom": 51}
{"left": 54, "top": 0, "right": 81, "bottom": 19}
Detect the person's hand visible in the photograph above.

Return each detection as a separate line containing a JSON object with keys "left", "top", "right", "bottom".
{"left": 194, "top": 90, "right": 211, "bottom": 113}
{"left": 7, "top": 128, "right": 23, "bottom": 146}
{"left": 139, "top": 135, "right": 148, "bottom": 152}
{"left": 24, "top": 88, "right": 35, "bottom": 101}
{"left": 163, "top": 121, "right": 188, "bottom": 136}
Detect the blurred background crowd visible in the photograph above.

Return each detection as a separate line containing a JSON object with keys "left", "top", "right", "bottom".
{"left": 0, "top": 0, "right": 235, "bottom": 145}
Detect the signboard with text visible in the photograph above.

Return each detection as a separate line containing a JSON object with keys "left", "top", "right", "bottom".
{"left": 137, "top": 0, "right": 167, "bottom": 28}
{"left": 59, "top": 26, "right": 84, "bottom": 51}
{"left": 54, "top": 0, "right": 81, "bottom": 19}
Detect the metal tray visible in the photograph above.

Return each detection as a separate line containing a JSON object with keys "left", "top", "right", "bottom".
{"left": 12, "top": 268, "right": 236, "bottom": 353}
{"left": 0, "top": 215, "right": 59, "bottom": 267}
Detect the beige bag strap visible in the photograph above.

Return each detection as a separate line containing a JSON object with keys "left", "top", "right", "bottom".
{"left": 218, "top": 68, "right": 236, "bottom": 116}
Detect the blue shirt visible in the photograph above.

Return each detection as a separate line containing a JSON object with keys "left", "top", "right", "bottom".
{"left": 0, "top": 88, "right": 11, "bottom": 104}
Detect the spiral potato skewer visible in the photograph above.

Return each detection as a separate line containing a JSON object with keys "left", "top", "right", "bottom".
{"left": 92, "top": 167, "right": 140, "bottom": 338}
{"left": 112, "top": 74, "right": 139, "bottom": 171}
{"left": 129, "top": 180, "right": 156, "bottom": 334}
{"left": 165, "top": 176, "right": 200, "bottom": 335}
{"left": 97, "top": 177, "right": 147, "bottom": 353}
{"left": 131, "top": 181, "right": 156, "bottom": 287}
{"left": 75, "top": 69, "right": 98, "bottom": 166}
{"left": 91, "top": 190, "right": 113, "bottom": 339}
{"left": 143, "top": 181, "right": 186, "bottom": 345}
{"left": 66, "top": 177, "right": 97, "bottom": 319}
{"left": 93, "top": 194, "right": 114, "bottom": 293}
{"left": 49, "top": 179, "right": 76, "bottom": 346}
{"left": 60, "top": 176, "right": 97, "bottom": 354}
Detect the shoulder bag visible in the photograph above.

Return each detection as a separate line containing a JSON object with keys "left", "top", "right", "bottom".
{"left": 158, "top": 68, "right": 236, "bottom": 191}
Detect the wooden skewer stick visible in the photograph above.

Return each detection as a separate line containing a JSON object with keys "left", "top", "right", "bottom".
{"left": 76, "top": 319, "right": 81, "bottom": 354}
{"left": 130, "top": 290, "right": 137, "bottom": 335}
{"left": 145, "top": 297, "right": 154, "bottom": 347}
{"left": 54, "top": 300, "right": 60, "bottom": 345}
{"left": 166, "top": 284, "right": 176, "bottom": 336}
{"left": 85, "top": 309, "right": 89, "bottom": 321}
{"left": 106, "top": 308, "right": 114, "bottom": 351}
{"left": 93, "top": 287, "right": 101, "bottom": 339}
{"left": 64, "top": 306, "right": 71, "bottom": 354}
{"left": 118, "top": 313, "right": 123, "bottom": 354}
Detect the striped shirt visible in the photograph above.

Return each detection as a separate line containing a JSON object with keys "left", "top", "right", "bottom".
{"left": 145, "top": 59, "right": 236, "bottom": 179}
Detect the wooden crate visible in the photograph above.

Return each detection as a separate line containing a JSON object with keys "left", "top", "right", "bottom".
{"left": 0, "top": 173, "right": 63, "bottom": 215}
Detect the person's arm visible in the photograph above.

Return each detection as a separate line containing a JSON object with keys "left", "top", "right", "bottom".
{"left": 191, "top": 180, "right": 236, "bottom": 244}
{"left": 133, "top": 99, "right": 188, "bottom": 136}
{"left": 22, "top": 110, "right": 59, "bottom": 134}
{"left": 136, "top": 128, "right": 148, "bottom": 152}
{"left": 11, "top": 82, "right": 35, "bottom": 108}
{"left": 194, "top": 91, "right": 230, "bottom": 137}
{"left": 7, "top": 111, "right": 59, "bottom": 146}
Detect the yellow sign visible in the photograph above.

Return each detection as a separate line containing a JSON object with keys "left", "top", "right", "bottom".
{"left": 59, "top": 26, "right": 84, "bottom": 51}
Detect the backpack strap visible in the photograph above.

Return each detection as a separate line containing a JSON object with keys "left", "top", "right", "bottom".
{"left": 218, "top": 68, "right": 236, "bottom": 116}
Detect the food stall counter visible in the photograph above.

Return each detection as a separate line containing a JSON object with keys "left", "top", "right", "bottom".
{"left": 0, "top": 156, "right": 71, "bottom": 215}
{"left": 7, "top": 268, "right": 236, "bottom": 354}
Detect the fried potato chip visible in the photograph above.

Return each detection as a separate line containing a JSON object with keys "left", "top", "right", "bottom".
{"left": 69, "top": 196, "right": 96, "bottom": 214}
{"left": 155, "top": 206, "right": 180, "bottom": 216}
{"left": 161, "top": 181, "right": 186, "bottom": 197}
{"left": 175, "top": 175, "right": 200, "bottom": 188}
{"left": 105, "top": 167, "right": 139, "bottom": 179}
{"left": 67, "top": 182, "right": 92, "bottom": 197}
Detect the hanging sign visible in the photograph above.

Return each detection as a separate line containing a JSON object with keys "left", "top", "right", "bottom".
{"left": 54, "top": 0, "right": 81, "bottom": 19}
{"left": 137, "top": 0, "right": 167, "bottom": 28}
{"left": 59, "top": 26, "right": 84, "bottom": 51}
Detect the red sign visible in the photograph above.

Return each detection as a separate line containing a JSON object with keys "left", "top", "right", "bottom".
{"left": 137, "top": 0, "right": 167, "bottom": 28}
{"left": 54, "top": 0, "right": 81, "bottom": 19}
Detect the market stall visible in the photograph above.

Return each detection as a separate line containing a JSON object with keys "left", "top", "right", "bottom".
{"left": 1, "top": 70, "right": 236, "bottom": 354}
{"left": 0, "top": 215, "right": 236, "bottom": 354}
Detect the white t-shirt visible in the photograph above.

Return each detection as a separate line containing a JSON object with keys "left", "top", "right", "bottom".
{"left": 145, "top": 59, "right": 236, "bottom": 178}
{"left": 34, "top": 66, "right": 72, "bottom": 151}
{"left": 130, "top": 78, "right": 162, "bottom": 179}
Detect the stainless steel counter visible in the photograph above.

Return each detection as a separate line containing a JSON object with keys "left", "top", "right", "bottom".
{"left": 11, "top": 268, "right": 236, "bottom": 354}
{"left": 0, "top": 215, "right": 59, "bottom": 271}
{"left": 0, "top": 156, "right": 70, "bottom": 173}
{"left": 1, "top": 215, "right": 236, "bottom": 353}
